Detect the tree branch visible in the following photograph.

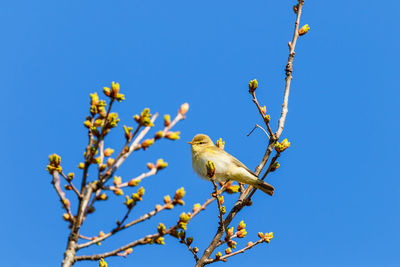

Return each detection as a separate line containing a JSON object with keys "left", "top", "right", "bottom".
{"left": 195, "top": 2, "right": 305, "bottom": 266}
{"left": 75, "top": 192, "right": 217, "bottom": 261}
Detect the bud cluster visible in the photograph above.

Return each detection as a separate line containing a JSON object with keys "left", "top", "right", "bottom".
{"left": 274, "top": 138, "right": 291, "bottom": 153}
{"left": 133, "top": 108, "right": 154, "bottom": 127}
{"left": 248, "top": 79, "right": 258, "bottom": 93}
{"left": 46, "top": 154, "right": 62, "bottom": 174}
{"left": 258, "top": 232, "right": 274, "bottom": 243}
{"left": 172, "top": 187, "right": 186, "bottom": 206}
{"left": 103, "top": 81, "right": 125, "bottom": 102}
{"left": 206, "top": 160, "right": 216, "bottom": 178}
{"left": 216, "top": 138, "right": 225, "bottom": 149}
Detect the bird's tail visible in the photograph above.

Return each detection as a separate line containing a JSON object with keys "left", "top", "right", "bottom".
{"left": 253, "top": 179, "right": 274, "bottom": 196}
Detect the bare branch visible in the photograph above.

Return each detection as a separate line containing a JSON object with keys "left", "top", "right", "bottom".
{"left": 247, "top": 124, "right": 270, "bottom": 139}
{"left": 51, "top": 171, "right": 73, "bottom": 218}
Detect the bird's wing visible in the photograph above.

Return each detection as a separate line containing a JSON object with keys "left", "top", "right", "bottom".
{"left": 209, "top": 146, "right": 258, "bottom": 178}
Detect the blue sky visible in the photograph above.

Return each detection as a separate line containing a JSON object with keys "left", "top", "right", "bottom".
{"left": 1, "top": 0, "right": 399, "bottom": 266}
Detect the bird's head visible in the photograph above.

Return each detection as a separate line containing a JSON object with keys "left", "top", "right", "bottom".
{"left": 188, "top": 134, "right": 214, "bottom": 152}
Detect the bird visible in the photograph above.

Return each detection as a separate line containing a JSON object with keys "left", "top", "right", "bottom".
{"left": 188, "top": 134, "right": 274, "bottom": 196}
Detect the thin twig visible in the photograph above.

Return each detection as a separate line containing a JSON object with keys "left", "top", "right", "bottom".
{"left": 211, "top": 180, "right": 225, "bottom": 231}
{"left": 78, "top": 203, "right": 169, "bottom": 249}
{"left": 60, "top": 172, "right": 82, "bottom": 199}
{"left": 204, "top": 239, "right": 264, "bottom": 264}
{"left": 249, "top": 91, "right": 274, "bottom": 138}
{"left": 105, "top": 168, "right": 157, "bottom": 190}
{"left": 247, "top": 124, "right": 270, "bottom": 139}
{"left": 51, "top": 171, "right": 73, "bottom": 218}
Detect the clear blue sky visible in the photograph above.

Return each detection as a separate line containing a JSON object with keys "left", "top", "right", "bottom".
{"left": 1, "top": 1, "right": 399, "bottom": 266}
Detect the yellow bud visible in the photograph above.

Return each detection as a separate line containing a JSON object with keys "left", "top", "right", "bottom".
{"left": 247, "top": 241, "right": 254, "bottom": 247}
{"left": 220, "top": 206, "right": 226, "bottom": 214}
{"left": 63, "top": 199, "right": 70, "bottom": 208}
{"left": 67, "top": 172, "right": 75, "bottom": 180}
{"left": 111, "top": 81, "right": 120, "bottom": 95}
{"left": 216, "top": 138, "right": 225, "bottom": 149}
{"left": 155, "top": 236, "right": 165, "bottom": 245}
{"left": 192, "top": 203, "right": 202, "bottom": 212}
{"left": 164, "top": 114, "right": 171, "bottom": 127}
{"left": 137, "top": 187, "right": 145, "bottom": 197}
{"left": 113, "top": 176, "right": 122, "bottom": 186}
{"left": 125, "top": 248, "right": 133, "bottom": 255}
{"left": 84, "top": 120, "right": 92, "bottom": 128}
{"left": 298, "top": 24, "right": 310, "bottom": 36}
{"left": 206, "top": 160, "right": 216, "bottom": 178}
{"left": 225, "top": 247, "right": 231, "bottom": 255}
{"left": 275, "top": 138, "right": 291, "bottom": 153}
{"left": 264, "top": 114, "right": 271, "bottom": 123}
{"left": 227, "top": 227, "right": 234, "bottom": 237}
{"left": 237, "top": 220, "right": 246, "bottom": 231}
{"left": 227, "top": 239, "right": 237, "bottom": 249}
{"left": 179, "top": 212, "right": 191, "bottom": 223}
{"left": 165, "top": 203, "right": 174, "bottom": 209}
{"left": 128, "top": 178, "right": 140, "bottom": 187}
{"left": 156, "top": 159, "right": 168, "bottom": 170}
{"left": 164, "top": 195, "right": 171, "bottom": 203}
{"left": 98, "top": 231, "right": 105, "bottom": 238}
{"left": 141, "top": 139, "right": 154, "bottom": 149}
{"left": 113, "top": 188, "right": 123, "bottom": 196}
{"left": 174, "top": 187, "right": 186, "bottom": 199}
{"left": 218, "top": 196, "right": 224, "bottom": 205}
{"left": 157, "top": 223, "right": 166, "bottom": 235}
{"left": 248, "top": 79, "right": 258, "bottom": 93}
{"left": 103, "top": 87, "right": 111, "bottom": 97}
{"left": 260, "top": 106, "right": 267, "bottom": 116}
{"left": 115, "top": 93, "right": 125, "bottom": 102}
{"left": 103, "top": 148, "right": 114, "bottom": 157}
{"left": 215, "top": 252, "right": 222, "bottom": 259}
{"left": 270, "top": 162, "right": 280, "bottom": 172}
{"left": 237, "top": 229, "right": 247, "bottom": 238}
{"left": 106, "top": 157, "right": 114, "bottom": 167}
{"left": 97, "top": 193, "right": 108, "bottom": 201}
{"left": 165, "top": 131, "right": 180, "bottom": 140}
{"left": 154, "top": 130, "right": 164, "bottom": 140}
{"left": 62, "top": 213, "right": 70, "bottom": 221}
{"left": 78, "top": 162, "right": 85, "bottom": 169}
{"left": 99, "top": 258, "right": 108, "bottom": 267}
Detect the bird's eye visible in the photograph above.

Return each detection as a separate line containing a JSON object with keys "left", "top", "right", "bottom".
{"left": 199, "top": 142, "right": 204, "bottom": 145}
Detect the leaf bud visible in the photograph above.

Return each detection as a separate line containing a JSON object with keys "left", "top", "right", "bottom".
{"left": 216, "top": 138, "right": 225, "bottom": 149}
{"left": 128, "top": 178, "right": 140, "bottom": 187}
{"left": 154, "top": 130, "right": 164, "bottom": 140}
{"left": 298, "top": 24, "right": 310, "bottom": 36}
{"left": 164, "top": 114, "right": 171, "bottom": 127}
{"left": 248, "top": 79, "right": 258, "bottom": 93}
{"left": 165, "top": 131, "right": 180, "bottom": 140}
{"left": 178, "top": 103, "right": 189, "bottom": 116}
{"left": 113, "top": 188, "right": 123, "bottom": 196}
{"left": 156, "top": 159, "right": 168, "bottom": 170}
{"left": 206, "top": 160, "right": 216, "bottom": 178}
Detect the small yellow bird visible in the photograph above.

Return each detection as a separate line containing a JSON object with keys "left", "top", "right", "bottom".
{"left": 188, "top": 134, "right": 274, "bottom": 196}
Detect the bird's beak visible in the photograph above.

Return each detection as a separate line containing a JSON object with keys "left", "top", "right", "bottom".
{"left": 187, "top": 142, "right": 193, "bottom": 145}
